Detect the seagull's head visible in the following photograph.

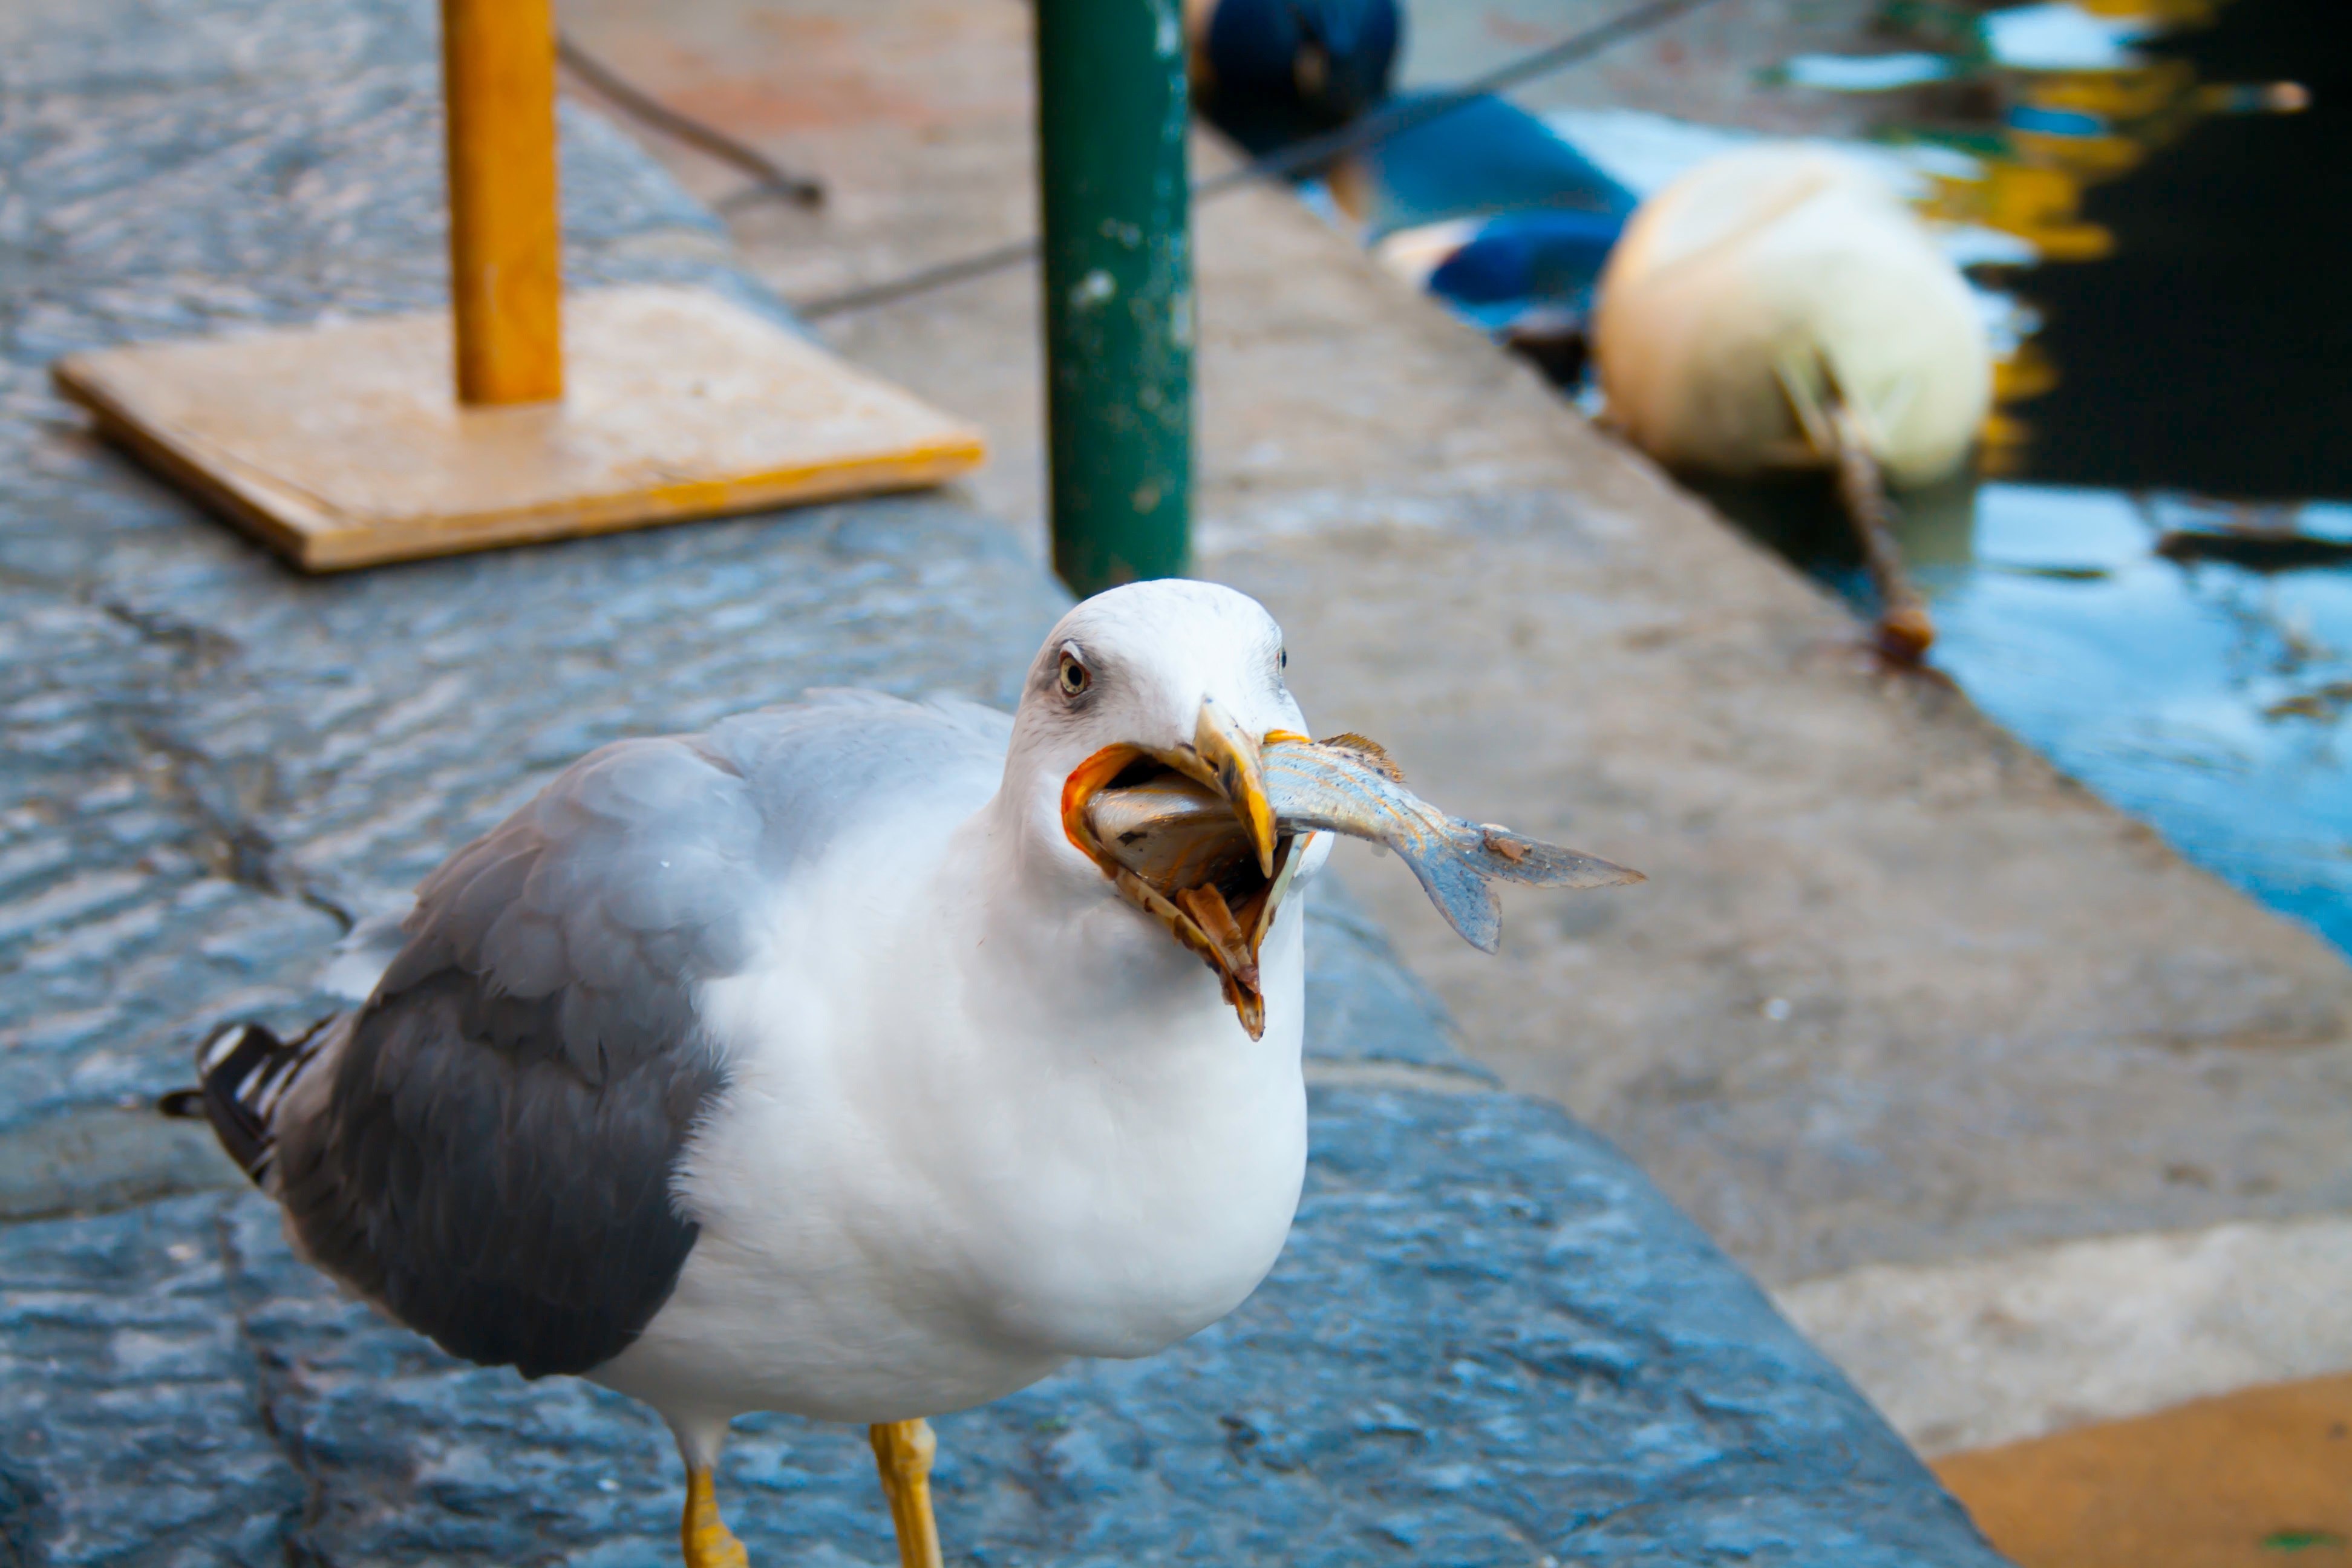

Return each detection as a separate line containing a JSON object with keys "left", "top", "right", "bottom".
{"left": 1002, "top": 580, "right": 1310, "bottom": 1038}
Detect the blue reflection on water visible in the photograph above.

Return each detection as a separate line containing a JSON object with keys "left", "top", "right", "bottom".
{"left": 1904, "top": 483, "right": 2352, "bottom": 952}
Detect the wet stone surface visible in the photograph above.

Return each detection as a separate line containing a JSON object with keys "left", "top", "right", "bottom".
{"left": 1, "top": 1093, "right": 2004, "bottom": 1568}
{"left": 0, "top": 0, "right": 2004, "bottom": 1560}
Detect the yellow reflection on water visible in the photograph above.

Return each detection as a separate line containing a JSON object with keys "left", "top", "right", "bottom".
{"left": 2073, "top": 0, "right": 2222, "bottom": 22}
{"left": 1900, "top": 0, "right": 2302, "bottom": 463}
{"left": 1926, "top": 161, "right": 2114, "bottom": 261}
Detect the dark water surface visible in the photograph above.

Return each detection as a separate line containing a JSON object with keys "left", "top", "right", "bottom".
{"left": 2018, "top": 0, "right": 2352, "bottom": 498}
{"left": 1711, "top": 0, "right": 2352, "bottom": 955}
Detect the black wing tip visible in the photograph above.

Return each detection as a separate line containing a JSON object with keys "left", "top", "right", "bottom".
{"left": 197, "top": 1022, "right": 283, "bottom": 1181}
{"left": 190, "top": 1016, "right": 334, "bottom": 1186}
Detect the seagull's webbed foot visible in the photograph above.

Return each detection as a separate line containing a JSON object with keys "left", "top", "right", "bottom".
{"left": 869, "top": 1419, "right": 944, "bottom": 1568}
{"left": 681, "top": 1465, "right": 750, "bottom": 1568}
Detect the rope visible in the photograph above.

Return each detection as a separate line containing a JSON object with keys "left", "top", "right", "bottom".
{"left": 1826, "top": 399, "right": 1936, "bottom": 664}
{"left": 556, "top": 32, "right": 826, "bottom": 210}
{"left": 792, "top": 0, "right": 1734, "bottom": 320}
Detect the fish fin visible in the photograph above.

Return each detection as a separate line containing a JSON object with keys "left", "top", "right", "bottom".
{"left": 1462, "top": 822, "right": 1644, "bottom": 889}
{"left": 1397, "top": 849, "right": 1503, "bottom": 952}
{"left": 1449, "top": 877, "right": 1503, "bottom": 954}
{"left": 1316, "top": 733, "right": 1405, "bottom": 783}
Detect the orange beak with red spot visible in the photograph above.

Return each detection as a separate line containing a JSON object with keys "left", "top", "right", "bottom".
{"left": 1061, "top": 700, "right": 1296, "bottom": 1039}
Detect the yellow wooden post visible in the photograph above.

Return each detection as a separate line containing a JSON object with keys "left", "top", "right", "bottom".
{"left": 51, "top": 0, "right": 985, "bottom": 569}
{"left": 441, "top": 0, "right": 564, "bottom": 405}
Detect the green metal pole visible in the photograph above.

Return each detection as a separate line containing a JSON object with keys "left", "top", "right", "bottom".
{"left": 1034, "top": 0, "right": 1194, "bottom": 596}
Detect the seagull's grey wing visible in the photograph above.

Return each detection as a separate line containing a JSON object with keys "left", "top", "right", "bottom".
{"left": 273, "top": 693, "right": 1011, "bottom": 1379}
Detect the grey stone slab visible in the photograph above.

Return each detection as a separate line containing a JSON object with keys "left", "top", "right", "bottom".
{"left": 0, "top": 1103, "right": 241, "bottom": 1222}
{"left": 0, "top": 1089, "right": 2002, "bottom": 1568}
{"left": 0, "top": 1198, "right": 302, "bottom": 1568}
{"left": 0, "top": 0, "right": 732, "bottom": 350}
{"left": 1302, "top": 884, "right": 1495, "bottom": 1082}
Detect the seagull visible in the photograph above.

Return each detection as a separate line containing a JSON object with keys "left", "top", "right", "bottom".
{"left": 180, "top": 580, "right": 1335, "bottom": 1568}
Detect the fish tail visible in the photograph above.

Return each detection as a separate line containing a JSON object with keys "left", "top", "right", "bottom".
{"left": 1452, "top": 820, "right": 1645, "bottom": 889}
{"left": 1397, "top": 841, "right": 1504, "bottom": 952}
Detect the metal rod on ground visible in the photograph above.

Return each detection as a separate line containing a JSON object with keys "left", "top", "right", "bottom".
{"left": 1034, "top": 0, "right": 1195, "bottom": 595}
{"left": 1826, "top": 402, "right": 1935, "bottom": 664}
{"left": 442, "top": 0, "right": 564, "bottom": 405}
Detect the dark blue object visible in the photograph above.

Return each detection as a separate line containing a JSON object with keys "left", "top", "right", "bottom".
{"left": 1356, "top": 93, "right": 1636, "bottom": 339}
{"left": 1197, "top": 0, "right": 1404, "bottom": 154}
{"left": 1357, "top": 90, "right": 1638, "bottom": 238}
{"left": 1428, "top": 207, "right": 1628, "bottom": 309}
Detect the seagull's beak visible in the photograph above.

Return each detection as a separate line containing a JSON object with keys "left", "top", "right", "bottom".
{"left": 1189, "top": 699, "right": 1278, "bottom": 878}
{"left": 1057, "top": 702, "right": 1295, "bottom": 1042}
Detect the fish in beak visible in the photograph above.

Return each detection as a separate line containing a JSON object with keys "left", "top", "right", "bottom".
{"left": 1060, "top": 700, "right": 1296, "bottom": 1040}
{"left": 1063, "top": 722, "right": 1644, "bottom": 1041}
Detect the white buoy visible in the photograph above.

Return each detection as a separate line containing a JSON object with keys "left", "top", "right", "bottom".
{"left": 1592, "top": 145, "right": 1992, "bottom": 490}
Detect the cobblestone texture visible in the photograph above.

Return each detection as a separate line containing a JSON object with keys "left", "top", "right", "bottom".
{"left": 0, "top": 0, "right": 2005, "bottom": 1560}
{"left": 2, "top": 1089, "right": 2004, "bottom": 1568}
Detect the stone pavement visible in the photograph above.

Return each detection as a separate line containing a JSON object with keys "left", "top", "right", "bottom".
{"left": 8, "top": 1093, "right": 2002, "bottom": 1568}
{"left": 0, "top": 0, "right": 2002, "bottom": 1561}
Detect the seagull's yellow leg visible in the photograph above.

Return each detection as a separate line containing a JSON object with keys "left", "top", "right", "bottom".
{"left": 868, "top": 1419, "right": 944, "bottom": 1568}
{"left": 680, "top": 1465, "right": 749, "bottom": 1568}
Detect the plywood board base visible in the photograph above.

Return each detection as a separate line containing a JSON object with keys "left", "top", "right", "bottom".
{"left": 52, "top": 284, "right": 987, "bottom": 571}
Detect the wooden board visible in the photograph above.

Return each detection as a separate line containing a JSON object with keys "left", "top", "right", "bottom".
{"left": 1935, "top": 1373, "right": 2352, "bottom": 1568}
{"left": 51, "top": 284, "right": 987, "bottom": 571}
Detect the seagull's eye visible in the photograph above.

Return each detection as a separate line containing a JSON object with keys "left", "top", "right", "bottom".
{"left": 1278, "top": 648, "right": 1288, "bottom": 671}
{"left": 1058, "top": 650, "right": 1091, "bottom": 697}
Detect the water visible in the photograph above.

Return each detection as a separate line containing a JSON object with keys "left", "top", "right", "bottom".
{"left": 2013, "top": 0, "right": 2352, "bottom": 498}
{"left": 1334, "top": 0, "right": 2352, "bottom": 950}
{"left": 1696, "top": 0, "right": 2352, "bottom": 954}
{"left": 1906, "top": 487, "right": 2352, "bottom": 952}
